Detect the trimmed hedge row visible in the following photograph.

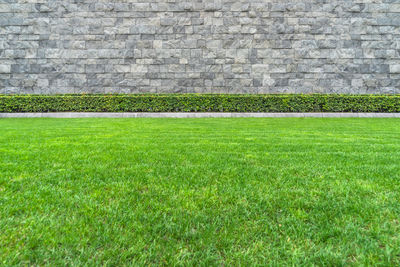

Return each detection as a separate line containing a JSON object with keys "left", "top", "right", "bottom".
{"left": 0, "top": 94, "right": 399, "bottom": 113}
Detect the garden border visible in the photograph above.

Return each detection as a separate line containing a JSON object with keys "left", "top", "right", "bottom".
{"left": 1, "top": 112, "right": 399, "bottom": 118}
{"left": 1, "top": 94, "right": 400, "bottom": 113}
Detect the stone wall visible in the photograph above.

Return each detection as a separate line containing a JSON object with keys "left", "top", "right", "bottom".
{"left": 1, "top": 1, "right": 400, "bottom": 94}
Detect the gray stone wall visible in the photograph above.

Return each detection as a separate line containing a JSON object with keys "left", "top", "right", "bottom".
{"left": 1, "top": 1, "right": 400, "bottom": 94}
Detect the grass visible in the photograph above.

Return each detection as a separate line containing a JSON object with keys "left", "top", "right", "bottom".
{"left": 0, "top": 118, "right": 400, "bottom": 266}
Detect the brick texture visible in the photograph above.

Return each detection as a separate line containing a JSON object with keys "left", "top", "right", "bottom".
{"left": 1, "top": 1, "right": 400, "bottom": 94}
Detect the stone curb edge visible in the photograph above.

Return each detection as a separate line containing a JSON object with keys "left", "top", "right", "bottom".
{"left": 1, "top": 113, "right": 400, "bottom": 118}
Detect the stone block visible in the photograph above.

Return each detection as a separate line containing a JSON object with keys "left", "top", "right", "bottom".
{"left": 0, "top": 65, "right": 11, "bottom": 73}
{"left": 390, "top": 65, "right": 400, "bottom": 73}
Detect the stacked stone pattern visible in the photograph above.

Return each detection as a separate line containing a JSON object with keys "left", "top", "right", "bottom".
{"left": 1, "top": 0, "right": 400, "bottom": 94}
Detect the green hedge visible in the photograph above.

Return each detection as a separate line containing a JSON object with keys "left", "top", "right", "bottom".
{"left": 0, "top": 94, "right": 399, "bottom": 113}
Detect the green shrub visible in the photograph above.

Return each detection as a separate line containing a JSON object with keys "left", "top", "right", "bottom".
{"left": 0, "top": 94, "right": 399, "bottom": 113}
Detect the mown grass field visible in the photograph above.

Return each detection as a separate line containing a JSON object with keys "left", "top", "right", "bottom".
{"left": 1, "top": 118, "right": 399, "bottom": 266}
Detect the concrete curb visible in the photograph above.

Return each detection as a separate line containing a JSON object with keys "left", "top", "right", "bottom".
{"left": 1, "top": 113, "right": 400, "bottom": 118}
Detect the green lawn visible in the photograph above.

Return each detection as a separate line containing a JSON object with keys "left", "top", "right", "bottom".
{"left": 1, "top": 118, "right": 400, "bottom": 266}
